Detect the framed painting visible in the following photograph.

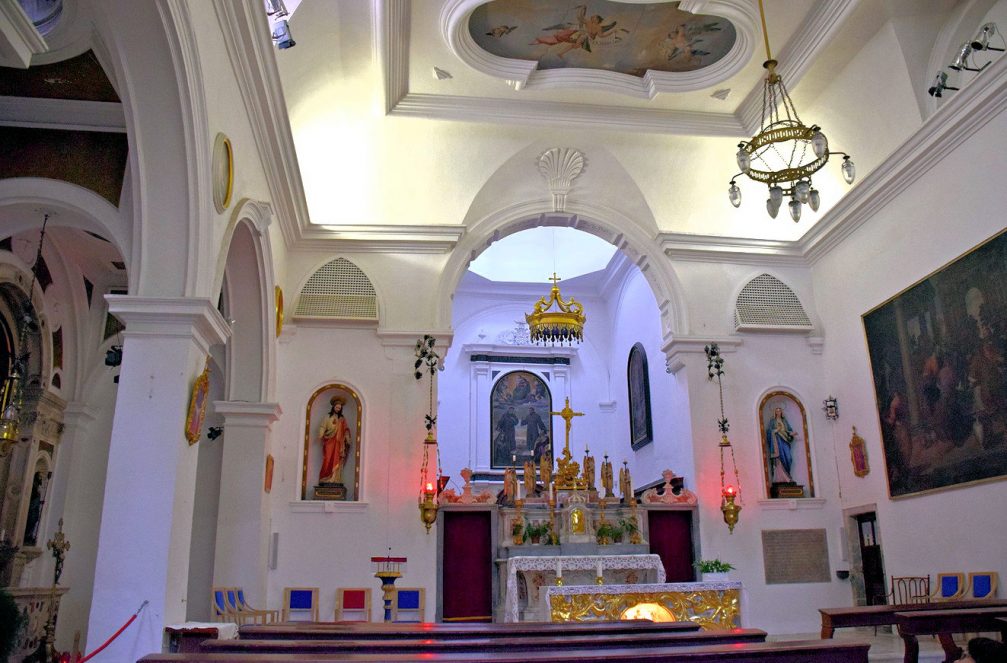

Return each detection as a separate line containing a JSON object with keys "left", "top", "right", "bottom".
{"left": 758, "top": 391, "right": 815, "bottom": 498}
{"left": 184, "top": 359, "right": 210, "bottom": 445}
{"left": 863, "top": 230, "right": 1007, "bottom": 498}
{"left": 627, "top": 343, "right": 653, "bottom": 450}
{"left": 490, "top": 370, "right": 553, "bottom": 469}
{"left": 302, "top": 383, "right": 362, "bottom": 501}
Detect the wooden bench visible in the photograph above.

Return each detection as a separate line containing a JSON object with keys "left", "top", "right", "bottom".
{"left": 140, "top": 639, "right": 870, "bottom": 662}
{"left": 895, "top": 607, "right": 1007, "bottom": 663}
{"left": 200, "top": 628, "right": 767, "bottom": 654}
{"left": 239, "top": 620, "right": 701, "bottom": 640}
{"left": 819, "top": 598, "right": 1007, "bottom": 638}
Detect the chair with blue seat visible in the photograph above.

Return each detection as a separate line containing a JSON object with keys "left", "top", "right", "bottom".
{"left": 210, "top": 587, "right": 233, "bottom": 622}
{"left": 392, "top": 587, "right": 425, "bottom": 623}
{"left": 282, "top": 587, "right": 319, "bottom": 621}
{"left": 236, "top": 587, "right": 280, "bottom": 623}
{"left": 931, "top": 573, "right": 966, "bottom": 601}
{"left": 967, "top": 572, "right": 998, "bottom": 599}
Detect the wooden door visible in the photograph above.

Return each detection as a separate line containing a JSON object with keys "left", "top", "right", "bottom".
{"left": 441, "top": 510, "right": 493, "bottom": 622}
{"left": 648, "top": 509, "right": 695, "bottom": 582}
{"left": 855, "top": 512, "right": 886, "bottom": 605}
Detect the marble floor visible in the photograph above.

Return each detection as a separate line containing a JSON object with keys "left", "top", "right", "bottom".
{"left": 771, "top": 628, "right": 969, "bottom": 662}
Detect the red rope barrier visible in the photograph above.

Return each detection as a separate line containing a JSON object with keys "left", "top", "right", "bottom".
{"left": 78, "top": 600, "right": 148, "bottom": 662}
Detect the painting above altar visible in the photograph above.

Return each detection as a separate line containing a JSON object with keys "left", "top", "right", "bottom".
{"left": 491, "top": 370, "right": 554, "bottom": 468}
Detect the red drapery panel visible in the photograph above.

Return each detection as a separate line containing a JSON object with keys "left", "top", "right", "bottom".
{"left": 442, "top": 511, "right": 493, "bottom": 622}
{"left": 648, "top": 510, "right": 695, "bottom": 582}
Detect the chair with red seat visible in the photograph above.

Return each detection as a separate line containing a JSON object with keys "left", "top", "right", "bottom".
{"left": 335, "top": 587, "right": 372, "bottom": 622}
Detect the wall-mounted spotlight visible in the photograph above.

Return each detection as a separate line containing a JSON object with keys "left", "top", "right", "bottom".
{"left": 207, "top": 426, "right": 223, "bottom": 441}
{"left": 972, "top": 23, "right": 1005, "bottom": 52}
{"left": 264, "top": 0, "right": 295, "bottom": 49}
{"left": 949, "top": 42, "right": 981, "bottom": 72}
{"left": 928, "top": 71, "right": 959, "bottom": 98}
{"left": 823, "top": 395, "right": 839, "bottom": 421}
{"left": 104, "top": 345, "right": 123, "bottom": 367}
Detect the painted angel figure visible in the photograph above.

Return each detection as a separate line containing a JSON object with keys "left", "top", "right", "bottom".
{"left": 660, "top": 21, "right": 722, "bottom": 67}
{"left": 530, "top": 4, "right": 628, "bottom": 58}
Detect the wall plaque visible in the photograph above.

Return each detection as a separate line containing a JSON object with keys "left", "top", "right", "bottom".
{"left": 761, "top": 529, "right": 830, "bottom": 584}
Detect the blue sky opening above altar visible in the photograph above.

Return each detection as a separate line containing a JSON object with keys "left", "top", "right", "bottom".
{"left": 468, "top": 226, "right": 618, "bottom": 283}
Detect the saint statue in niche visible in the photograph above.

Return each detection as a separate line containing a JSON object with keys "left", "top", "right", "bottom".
{"left": 319, "top": 397, "right": 351, "bottom": 484}
{"left": 766, "top": 406, "right": 795, "bottom": 484}
{"left": 758, "top": 391, "right": 812, "bottom": 498}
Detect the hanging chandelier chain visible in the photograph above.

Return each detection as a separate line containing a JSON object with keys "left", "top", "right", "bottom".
{"left": 758, "top": 0, "right": 773, "bottom": 62}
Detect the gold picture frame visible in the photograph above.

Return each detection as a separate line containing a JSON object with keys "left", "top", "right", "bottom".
{"left": 184, "top": 359, "right": 211, "bottom": 445}
{"left": 849, "top": 427, "right": 869, "bottom": 477}
{"left": 275, "top": 285, "right": 284, "bottom": 337}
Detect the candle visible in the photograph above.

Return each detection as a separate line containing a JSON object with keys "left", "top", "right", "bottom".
{"left": 596, "top": 560, "right": 603, "bottom": 578}
{"left": 557, "top": 559, "right": 562, "bottom": 578}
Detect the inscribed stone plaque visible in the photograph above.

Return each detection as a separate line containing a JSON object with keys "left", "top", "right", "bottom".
{"left": 761, "top": 529, "right": 830, "bottom": 584}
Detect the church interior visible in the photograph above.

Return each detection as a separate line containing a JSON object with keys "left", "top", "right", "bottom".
{"left": 1, "top": 0, "right": 1007, "bottom": 660}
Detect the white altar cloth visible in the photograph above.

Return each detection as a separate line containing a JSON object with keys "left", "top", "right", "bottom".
{"left": 504, "top": 554, "right": 665, "bottom": 622}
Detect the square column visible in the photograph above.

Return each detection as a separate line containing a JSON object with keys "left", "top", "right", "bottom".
{"left": 211, "top": 401, "right": 281, "bottom": 608}
{"left": 87, "top": 297, "right": 229, "bottom": 660}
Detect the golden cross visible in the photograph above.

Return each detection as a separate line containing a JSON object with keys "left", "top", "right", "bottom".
{"left": 551, "top": 397, "right": 584, "bottom": 453}
{"left": 549, "top": 273, "right": 561, "bottom": 287}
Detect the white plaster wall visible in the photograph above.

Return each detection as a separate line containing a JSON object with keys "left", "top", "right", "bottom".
{"left": 605, "top": 268, "right": 694, "bottom": 489}
{"left": 810, "top": 106, "right": 1007, "bottom": 583}
{"left": 268, "top": 325, "right": 436, "bottom": 622}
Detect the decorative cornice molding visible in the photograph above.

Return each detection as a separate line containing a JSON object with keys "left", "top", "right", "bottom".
{"left": 0, "top": 97, "right": 126, "bottom": 132}
{"left": 375, "top": 0, "right": 409, "bottom": 114}
{"left": 658, "top": 232, "right": 807, "bottom": 266}
{"left": 463, "top": 343, "right": 578, "bottom": 359}
{"left": 295, "top": 224, "right": 465, "bottom": 254}
{"left": 377, "top": 329, "right": 455, "bottom": 348}
{"left": 661, "top": 334, "right": 742, "bottom": 374}
{"left": 390, "top": 92, "right": 745, "bottom": 136}
{"left": 105, "top": 295, "right": 231, "bottom": 352}
{"left": 735, "top": 0, "right": 861, "bottom": 134}
{"left": 212, "top": 400, "right": 282, "bottom": 426}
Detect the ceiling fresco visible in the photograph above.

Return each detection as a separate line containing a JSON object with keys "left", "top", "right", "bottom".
{"left": 469, "top": 0, "right": 737, "bottom": 77}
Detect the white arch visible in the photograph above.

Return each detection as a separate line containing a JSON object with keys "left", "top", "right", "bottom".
{"left": 0, "top": 178, "right": 131, "bottom": 270}
{"left": 438, "top": 201, "right": 688, "bottom": 342}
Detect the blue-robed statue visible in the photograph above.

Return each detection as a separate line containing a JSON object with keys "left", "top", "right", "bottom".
{"left": 766, "top": 406, "right": 795, "bottom": 483}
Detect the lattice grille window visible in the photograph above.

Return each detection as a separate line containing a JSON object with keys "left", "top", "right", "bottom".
{"left": 734, "top": 274, "right": 812, "bottom": 331}
{"left": 294, "top": 258, "right": 378, "bottom": 320}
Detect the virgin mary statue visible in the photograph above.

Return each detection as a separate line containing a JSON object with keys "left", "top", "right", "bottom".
{"left": 766, "top": 407, "right": 795, "bottom": 484}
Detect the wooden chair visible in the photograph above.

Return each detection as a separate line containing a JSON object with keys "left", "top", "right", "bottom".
{"left": 391, "top": 587, "right": 425, "bottom": 623}
{"left": 889, "top": 576, "right": 930, "bottom": 605}
{"left": 931, "top": 573, "right": 966, "bottom": 601}
{"left": 231, "top": 587, "right": 280, "bottom": 623}
{"left": 281, "top": 587, "right": 319, "bottom": 621}
{"left": 335, "top": 587, "right": 372, "bottom": 622}
{"left": 210, "top": 587, "right": 233, "bottom": 622}
{"left": 968, "top": 572, "right": 998, "bottom": 599}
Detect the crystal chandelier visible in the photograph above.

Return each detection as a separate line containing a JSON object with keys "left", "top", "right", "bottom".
{"left": 727, "top": 0, "right": 855, "bottom": 222}
{"left": 525, "top": 273, "right": 585, "bottom": 345}
{"left": 1, "top": 213, "right": 49, "bottom": 453}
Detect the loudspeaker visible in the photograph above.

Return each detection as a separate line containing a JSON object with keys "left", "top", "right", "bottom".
{"left": 269, "top": 532, "right": 279, "bottom": 569}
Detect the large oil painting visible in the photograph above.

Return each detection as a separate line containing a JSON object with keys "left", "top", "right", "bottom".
{"left": 302, "top": 383, "right": 362, "bottom": 501}
{"left": 863, "top": 231, "right": 1007, "bottom": 497}
{"left": 469, "top": 0, "right": 736, "bottom": 77}
{"left": 490, "top": 370, "right": 553, "bottom": 469}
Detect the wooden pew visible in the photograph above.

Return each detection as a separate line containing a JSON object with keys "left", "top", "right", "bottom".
{"left": 240, "top": 620, "right": 701, "bottom": 640}
{"left": 140, "top": 639, "right": 871, "bottom": 662}
{"left": 819, "top": 597, "right": 1007, "bottom": 638}
{"left": 895, "top": 606, "right": 1007, "bottom": 663}
{"left": 199, "top": 628, "right": 767, "bottom": 655}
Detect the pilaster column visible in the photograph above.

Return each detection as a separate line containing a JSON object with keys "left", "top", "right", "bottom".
{"left": 87, "top": 297, "right": 229, "bottom": 659}
{"left": 211, "top": 401, "right": 281, "bottom": 607}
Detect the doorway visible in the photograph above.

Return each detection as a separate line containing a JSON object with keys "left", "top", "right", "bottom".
{"left": 854, "top": 512, "right": 887, "bottom": 605}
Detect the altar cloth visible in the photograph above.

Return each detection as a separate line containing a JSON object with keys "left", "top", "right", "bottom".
{"left": 503, "top": 554, "right": 665, "bottom": 622}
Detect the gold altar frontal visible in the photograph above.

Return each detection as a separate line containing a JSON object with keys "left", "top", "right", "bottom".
{"left": 547, "top": 582, "right": 741, "bottom": 630}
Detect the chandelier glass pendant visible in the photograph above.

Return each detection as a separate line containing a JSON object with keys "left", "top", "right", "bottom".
{"left": 728, "top": 0, "right": 855, "bottom": 222}
{"left": 1, "top": 213, "right": 49, "bottom": 452}
{"left": 526, "top": 273, "right": 585, "bottom": 345}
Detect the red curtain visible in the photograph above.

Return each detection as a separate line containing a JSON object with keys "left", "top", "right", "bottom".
{"left": 442, "top": 511, "right": 493, "bottom": 621}
{"left": 648, "top": 510, "right": 695, "bottom": 582}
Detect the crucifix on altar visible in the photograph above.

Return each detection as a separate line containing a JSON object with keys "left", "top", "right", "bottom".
{"left": 551, "top": 397, "right": 587, "bottom": 490}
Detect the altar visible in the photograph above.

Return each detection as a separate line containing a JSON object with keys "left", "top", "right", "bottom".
{"left": 545, "top": 581, "right": 744, "bottom": 629}
{"left": 503, "top": 554, "right": 665, "bottom": 622}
